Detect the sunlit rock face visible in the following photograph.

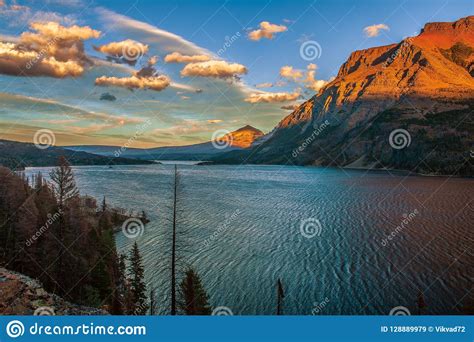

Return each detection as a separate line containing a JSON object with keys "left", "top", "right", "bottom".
{"left": 227, "top": 16, "right": 473, "bottom": 175}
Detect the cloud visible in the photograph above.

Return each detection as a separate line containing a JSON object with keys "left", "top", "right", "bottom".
{"left": 280, "top": 65, "right": 303, "bottom": 81}
{"left": 95, "top": 74, "right": 170, "bottom": 91}
{"left": 255, "top": 82, "right": 273, "bottom": 88}
{"left": 181, "top": 60, "right": 247, "bottom": 78}
{"left": 207, "top": 119, "right": 223, "bottom": 124}
{"left": 95, "top": 55, "right": 170, "bottom": 91}
{"left": 96, "top": 7, "right": 213, "bottom": 56}
{"left": 248, "top": 21, "right": 287, "bottom": 41}
{"left": 304, "top": 64, "right": 328, "bottom": 92}
{"left": 100, "top": 92, "right": 116, "bottom": 101}
{"left": 0, "top": 4, "right": 77, "bottom": 28}
{"left": 0, "top": 0, "right": 5, "bottom": 6}
{"left": 244, "top": 91, "right": 300, "bottom": 103}
{"left": 94, "top": 39, "right": 149, "bottom": 65}
{"left": 363, "top": 24, "right": 389, "bottom": 37}
{"left": 0, "top": 22, "right": 101, "bottom": 77}
{"left": 164, "top": 52, "right": 211, "bottom": 63}
{"left": 281, "top": 104, "right": 300, "bottom": 110}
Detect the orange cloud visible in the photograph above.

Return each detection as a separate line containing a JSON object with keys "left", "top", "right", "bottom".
{"left": 95, "top": 74, "right": 170, "bottom": 91}
{"left": 248, "top": 21, "right": 287, "bottom": 41}
{"left": 363, "top": 24, "right": 389, "bottom": 37}
{"left": 304, "top": 64, "right": 327, "bottom": 92}
{"left": 245, "top": 91, "right": 299, "bottom": 103}
{"left": 280, "top": 65, "right": 303, "bottom": 81}
{"left": 94, "top": 39, "right": 148, "bottom": 64}
{"left": 164, "top": 52, "right": 211, "bottom": 63}
{"left": 255, "top": 82, "right": 273, "bottom": 88}
{"left": 0, "top": 22, "right": 100, "bottom": 77}
{"left": 181, "top": 60, "right": 247, "bottom": 78}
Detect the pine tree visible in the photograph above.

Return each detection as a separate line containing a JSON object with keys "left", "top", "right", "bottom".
{"left": 128, "top": 242, "right": 148, "bottom": 315}
{"left": 179, "top": 268, "right": 212, "bottom": 315}
{"left": 49, "top": 156, "right": 79, "bottom": 209}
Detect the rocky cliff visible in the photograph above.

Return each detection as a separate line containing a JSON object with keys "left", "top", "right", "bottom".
{"left": 0, "top": 268, "right": 108, "bottom": 315}
{"left": 215, "top": 16, "right": 474, "bottom": 175}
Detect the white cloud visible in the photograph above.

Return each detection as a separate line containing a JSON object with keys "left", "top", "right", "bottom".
{"left": 96, "top": 7, "right": 213, "bottom": 56}
{"left": 363, "top": 24, "right": 389, "bottom": 37}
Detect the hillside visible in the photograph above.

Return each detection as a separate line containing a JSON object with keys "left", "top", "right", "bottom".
{"left": 0, "top": 139, "right": 155, "bottom": 169}
{"left": 0, "top": 268, "right": 108, "bottom": 315}
{"left": 212, "top": 16, "right": 474, "bottom": 176}
{"left": 67, "top": 125, "right": 264, "bottom": 161}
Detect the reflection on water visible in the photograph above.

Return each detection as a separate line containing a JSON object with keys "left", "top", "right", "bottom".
{"left": 25, "top": 164, "right": 473, "bottom": 315}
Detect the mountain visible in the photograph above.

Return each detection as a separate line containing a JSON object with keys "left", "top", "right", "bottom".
{"left": 0, "top": 139, "right": 155, "bottom": 169}
{"left": 67, "top": 125, "right": 264, "bottom": 161}
{"left": 212, "top": 16, "right": 474, "bottom": 176}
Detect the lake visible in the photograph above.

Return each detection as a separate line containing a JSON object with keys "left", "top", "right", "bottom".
{"left": 25, "top": 164, "right": 473, "bottom": 315}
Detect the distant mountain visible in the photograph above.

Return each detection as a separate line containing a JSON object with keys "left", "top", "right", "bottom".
{"left": 212, "top": 16, "right": 474, "bottom": 176}
{"left": 67, "top": 125, "right": 264, "bottom": 161}
{"left": 0, "top": 139, "right": 155, "bottom": 169}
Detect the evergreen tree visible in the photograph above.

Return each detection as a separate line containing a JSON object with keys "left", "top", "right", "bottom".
{"left": 179, "top": 268, "right": 212, "bottom": 315}
{"left": 128, "top": 242, "right": 148, "bottom": 315}
{"left": 49, "top": 156, "right": 79, "bottom": 209}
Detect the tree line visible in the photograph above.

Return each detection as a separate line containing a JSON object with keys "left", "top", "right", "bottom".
{"left": 0, "top": 156, "right": 212, "bottom": 315}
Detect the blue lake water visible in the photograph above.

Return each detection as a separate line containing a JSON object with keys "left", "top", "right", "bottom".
{"left": 25, "top": 164, "right": 473, "bottom": 315}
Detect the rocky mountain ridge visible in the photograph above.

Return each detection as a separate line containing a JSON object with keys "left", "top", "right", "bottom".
{"left": 213, "top": 16, "right": 474, "bottom": 176}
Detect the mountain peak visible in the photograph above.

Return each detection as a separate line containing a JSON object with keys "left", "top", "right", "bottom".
{"left": 235, "top": 125, "right": 262, "bottom": 133}
{"left": 421, "top": 15, "right": 474, "bottom": 34}
{"left": 219, "top": 125, "right": 264, "bottom": 148}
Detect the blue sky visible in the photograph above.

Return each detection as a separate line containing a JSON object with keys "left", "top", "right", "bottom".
{"left": 0, "top": 0, "right": 472, "bottom": 147}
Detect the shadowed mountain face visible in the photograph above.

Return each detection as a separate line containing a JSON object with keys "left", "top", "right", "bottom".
{"left": 213, "top": 16, "right": 474, "bottom": 176}
{"left": 0, "top": 139, "right": 155, "bottom": 169}
{"left": 66, "top": 125, "right": 264, "bottom": 161}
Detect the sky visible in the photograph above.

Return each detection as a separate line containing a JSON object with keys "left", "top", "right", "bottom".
{"left": 0, "top": 0, "right": 472, "bottom": 148}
